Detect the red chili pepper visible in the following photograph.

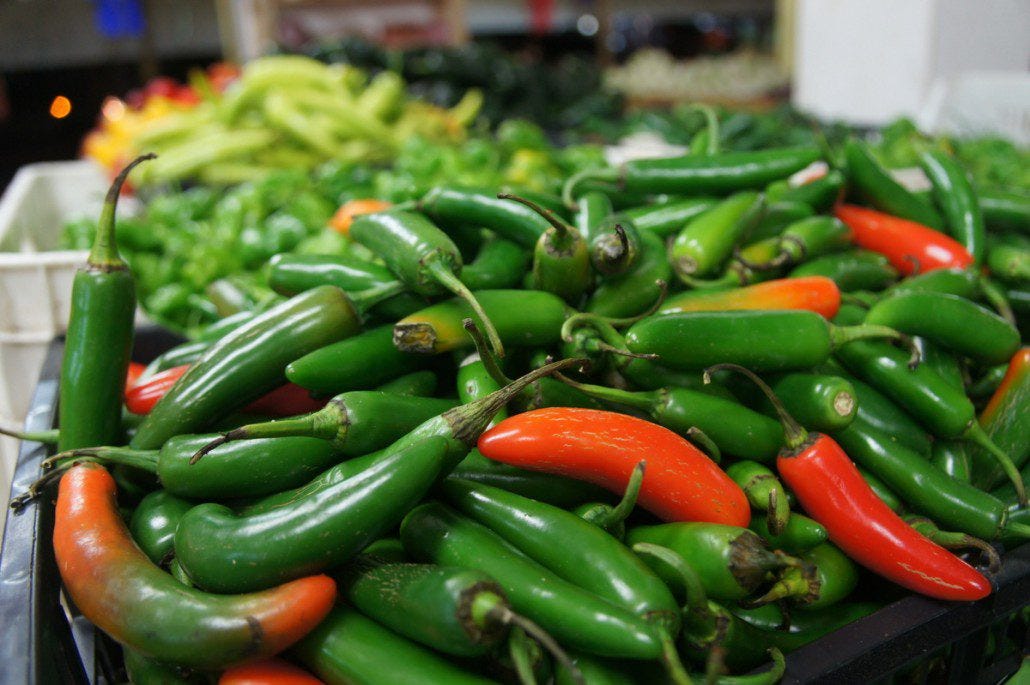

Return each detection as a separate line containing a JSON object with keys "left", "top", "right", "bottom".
{"left": 126, "top": 363, "right": 326, "bottom": 417}
{"left": 125, "top": 362, "right": 147, "bottom": 394}
{"left": 980, "top": 348, "right": 1030, "bottom": 426}
{"left": 658, "top": 276, "right": 841, "bottom": 319}
{"left": 708, "top": 364, "right": 991, "bottom": 602}
{"left": 477, "top": 407, "right": 750, "bottom": 526}
{"left": 219, "top": 657, "right": 324, "bottom": 685}
{"left": 53, "top": 462, "right": 337, "bottom": 668}
{"left": 835, "top": 204, "right": 974, "bottom": 275}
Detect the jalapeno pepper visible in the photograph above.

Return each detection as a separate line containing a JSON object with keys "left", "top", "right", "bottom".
{"left": 920, "top": 148, "right": 987, "bottom": 265}
{"left": 762, "top": 216, "right": 854, "bottom": 269}
{"left": 768, "top": 168, "right": 845, "bottom": 213}
{"left": 349, "top": 209, "right": 506, "bottom": 356}
{"left": 671, "top": 192, "right": 764, "bottom": 281}
{"left": 393, "top": 289, "right": 567, "bottom": 355}
{"left": 624, "top": 198, "right": 718, "bottom": 238}
{"left": 788, "top": 249, "right": 899, "bottom": 292}
{"left": 59, "top": 155, "right": 152, "bottom": 451}
{"left": 986, "top": 235, "right": 1030, "bottom": 283}
{"left": 585, "top": 227, "right": 673, "bottom": 319}
{"left": 658, "top": 276, "right": 842, "bottom": 319}
{"left": 129, "top": 489, "right": 195, "bottom": 566}
{"left": 459, "top": 236, "right": 531, "bottom": 291}
{"left": 748, "top": 543, "right": 858, "bottom": 610}
{"left": 292, "top": 605, "right": 494, "bottom": 685}
{"left": 478, "top": 407, "right": 750, "bottom": 525}
{"left": 624, "top": 310, "right": 913, "bottom": 373}
{"left": 978, "top": 188, "right": 1030, "bottom": 233}
{"left": 843, "top": 139, "right": 944, "bottom": 230}
{"left": 53, "top": 462, "right": 336, "bottom": 668}
{"left": 707, "top": 364, "right": 992, "bottom": 601}
{"left": 400, "top": 502, "right": 664, "bottom": 660}
{"left": 835, "top": 204, "right": 974, "bottom": 275}
{"left": 376, "top": 369, "right": 438, "bottom": 396}
{"left": 286, "top": 324, "right": 431, "bottom": 396}
{"left": 746, "top": 200, "right": 815, "bottom": 243}
{"left": 419, "top": 186, "right": 550, "bottom": 248}
{"left": 173, "top": 437, "right": 448, "bottom": 593}
{"left": 130, "top": 286, "right": 361, "bottom": 451}
{"left": 725, "top": 461, "right": 791, "bottom": 535}
{"left": 749, "top": 512, "right": 828, "bottom": 555}
{"left": 864, "top": 291, "right": 1019, "bottom": 365}
{"left": 835, "top": 339, "right": 1026, "bottom": 504}
{"left": 574, "top": 191, "right": 642, "bottom": 276}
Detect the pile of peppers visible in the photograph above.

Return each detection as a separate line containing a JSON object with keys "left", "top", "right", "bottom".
{"left": 11, "top": 124, "right": 1030, "bottom": 685}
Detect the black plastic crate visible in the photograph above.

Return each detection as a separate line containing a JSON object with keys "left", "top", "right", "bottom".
{"left": 1, "top": 332, "right": 1027, "bottom": 684}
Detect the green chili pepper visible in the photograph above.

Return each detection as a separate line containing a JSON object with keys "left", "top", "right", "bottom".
{"left": 920, "top": 148, "right": 987, "bottom": 265}
{"left": 443, "top": 478, "right": 681, "bottom": 635}
{"left": 267, "top": 252, "right": 425, "bottom": 322}
{"left": 131, "top": 286, "right": 361, "bottom": 450}
{"left": 292, "top": 605, "right": 494, "bottom": 685}
{"left": 586, "top": 227, "right": 673, "bottom": 319}
{"left": 393, "top": 289, "right": 567, "bottom": 355}
{"left": 59, "top": 155, "right": 152, "bottom": 451}
{"left": 458, "top": 353, "right": 505, "bottom": 427}
{"left": 970, "top": 348, "right": 1030, "bottom": 490}
{"left": 978, "top": 188, "right": 1030, "bottom": 233}
{"left": 574, "top": 191, "right": 641, "bottom": 276}
{"left": 835, "top": 339, "right": 1026, "bottom": 505}
{"left": 767, "top": 169, "right": 845, "bottom": 213}
{"left": 789, "top": 249, "right": 899, "bottom": 292}
{"left": 726, "top": 461, "right": 791, "bottom": 535}
{"left": 844, "top": 139, "right": 944, "bottom": 230}
{"left": 460, "top": 236, "right": 531, "bottom": 291}
{"left": 448, "top": 462, "right": 610, "bottom": 509}
{"left": 618, "top": 358, "right": 737, "bottom": 398}
{"left": 553, "top": 374, "right": 783, "bottom": 462}
{"left": 350, "top": 209, "right": 506, "bottom": 356}
{"left": 129, "top": 490, "right": 195, "bottom": 566}
{"left": 174, "top": 437, "right": 448, "bottom": 593}
{"left": 731, "top": 601, "right": 881, "bottom": 653}
{"left": 624, "top": 198, "right": 718, "bottom": 238}
{"left": 673, "top": 236, "right": 784, "bottom": 290}
{"left": 376, "top": 369, "right": 438, "bottom": 396}
{"left": 122, "top": 648, "right": 213, "bottom": 685}
{"left": 401, "top": 502, "right": 664, "bottom": 659}
{"left": 904, "top": 515, "right": 1001, "bottom": 574}
{"left": 572, "top": 461, "right": 645, "bottom": 540}
{"left": 748, "top": 543, "right": 857, "bottom": 610}
{"left": 286, "top": 324, "right": 431, "bottom": 396}
{"left": 932, "top": 440, "right": 972, "bottom": 483}
{"left": 986, "top": 235, "right": 1030, "bottom": 283}
{"left": 626, "top": 523, "right": 794, "bottom": 602}
{"left": 419, "top": 186, "right": 550, "bottom": 248}
{"left": 864, "top": 292, "right": 1019, "bottom": 366}
{"left": 729, "top": 372, "right": 858, "bottom": 434}
{"left": 565, "top": 148, "right": 822, "bottom": 201}
{"left": 818, "top": 361, "right": 932, "bottom": 455}
{"left": 749, "top": 512, "right": 828, "bottom": 555}
{"left": 884, "top": 267, "right": 983, "bottom": 300}
{"left": 857, "top": 467, "right": 905, "bottom": 513}
{"left": 832, "top": 412, "right": 1029, "bottom": 541}
{"left": 191, "top": 391, "right": 456, "bottom": 462}
{"left": 670, "top": 191, "right": 764, "bottom": 281}
{"left": 625, "top": 310, "right": 913, "bottom": 373}
{"left": 745, "top": 200, "right": 815, "bottom": 243}
{"left": 762, "top": 216, "right": 853, "bottom": 269}
{"left": 336, "top": 557, "right": 515, "bottom": 657}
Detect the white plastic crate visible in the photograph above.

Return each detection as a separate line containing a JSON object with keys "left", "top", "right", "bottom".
{"left": 0, "top": 160, "right": 115, "bottom": 516}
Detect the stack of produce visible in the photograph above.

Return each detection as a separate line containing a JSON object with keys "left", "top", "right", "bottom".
{"left": 81, "top": 55, "right": 484, "bottom": 187}
{"left": 12, "top": 122, "right": 1029, "bottom": 684}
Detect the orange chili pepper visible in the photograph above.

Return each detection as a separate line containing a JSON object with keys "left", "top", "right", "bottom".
{"left": 329, "top": 199, "right": 393, "bottom": 235}
{"left": 658, "top": 276, "right": 841, "bottom": 319}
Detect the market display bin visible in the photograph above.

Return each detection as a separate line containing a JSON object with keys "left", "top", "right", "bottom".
{"left": 1, "top": 332, "right": 1027, "bottom": 684}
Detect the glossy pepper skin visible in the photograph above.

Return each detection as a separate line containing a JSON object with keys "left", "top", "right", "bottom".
{"left": 478, "top": 407, "right": 750, "bottom": 526}
{"left": 658, "top": 276, "right": 841, "bottom": 319}
{"left": 585, "top": 226, "right": 673, "bottom": 319}
{"left": 292, "top": 605, "right": 494, "bottom": 685}
{"left": 970, "top": 348, "right": 1030, "bottom": 489}
{"left": 835, "top": 204, "right": 974, "bottom": 275}
{"left": 778, "top": 433, "right": 991, "bottom": 600}
{"left": 53, "top": 463, "right": 336, "bottom": 668}
{"left": 59, "top": 156, "right": 151, "bottom": 451}
{"left": 920, "top": 148, "right": 987, "bottom": 265}
{"left": 419, "top": 186, "right": 550, "bottom": 248}
{"left": 131, "top": 286, "right": 360, "bottom": 450}
{"left": 442, "top": 478, "right": 680, "bottom": 632}
{"left": 844, "top": 139, "right": 944, "bottom": 230}
{"left": 671, "top": 191, "right": 764, "bottom": 281}
{"left": 173, "top": 437, "right": 447, "bottom": 593}
{"left": 623, "top": 198, "right": 717, "bottom": 238}
{"left": 129, "top": 490, "right": 195, "bottom": 565}
{"left": 400, "top": 501, "right": 663, "bottom": 659}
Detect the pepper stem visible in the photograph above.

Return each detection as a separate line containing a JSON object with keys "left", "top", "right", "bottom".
{"left": 42, "top": 446, "right": 159, "bottom": 474}
{"left": 347, "top": 280, "right": 409, "bottom": 314}
{"left": 91, "top": 153, "right": 155, "bottom": 267}
{"left": 551, "top": 370, "right": 657, "bottom": 414}
{"left": 428, "top": 260, "right": 505, "bottom": 358}
{"left": 683, "top": 104, "right": 720, "bottom": 156}
{"left": 10, "top": 455, "right": 107, "bottom": 510}
{"left": 492, "top": 606, "right": 584, "bottom": 685}
{"left": 661, "top": 630, "right": 696, "bottom": 685}
{"left": 979, "top": 276, "right": 1016, "bottom": 327}
{"left": 0, "top": 421, "right": 59, "bottom": 444}
{"left": 607, "top": 461, "right": 646, "bottom": 526}
{"left": 561, "top": 167, "right": 618, "bottom": 209}
{"left": 191, "top": 402, "right": 347, "bottom": 464}
{"left": 703, "top": 363, "right": 809, "bottom": 450}
{"left": 767, "top": 488, "right": 791, "bottom": 537}
{"left": 685, "top": 427, "right": 721, "bottom": 464}
{"left": 462, "top": 319, "right": 513, "bottom": 386}
{"left": 962, "top": 422, "right": 1026, "bottom": 507}
{"left": 507, "top": 626, "right": 539, "bottom": 685}
{"left": 905, "top": 515, "right": 1001, "bottom": 574}
{"left": 741, "top": 565, "right": 817, "bottom": 608}
{"left": 829, "top": 324, "right": 921, "bottom": 369}
{"left": 496, "top": 193, "right": 574, "bottom": 240}
{"left": 632, "top": 543, "right": 711, "bottom": 621}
